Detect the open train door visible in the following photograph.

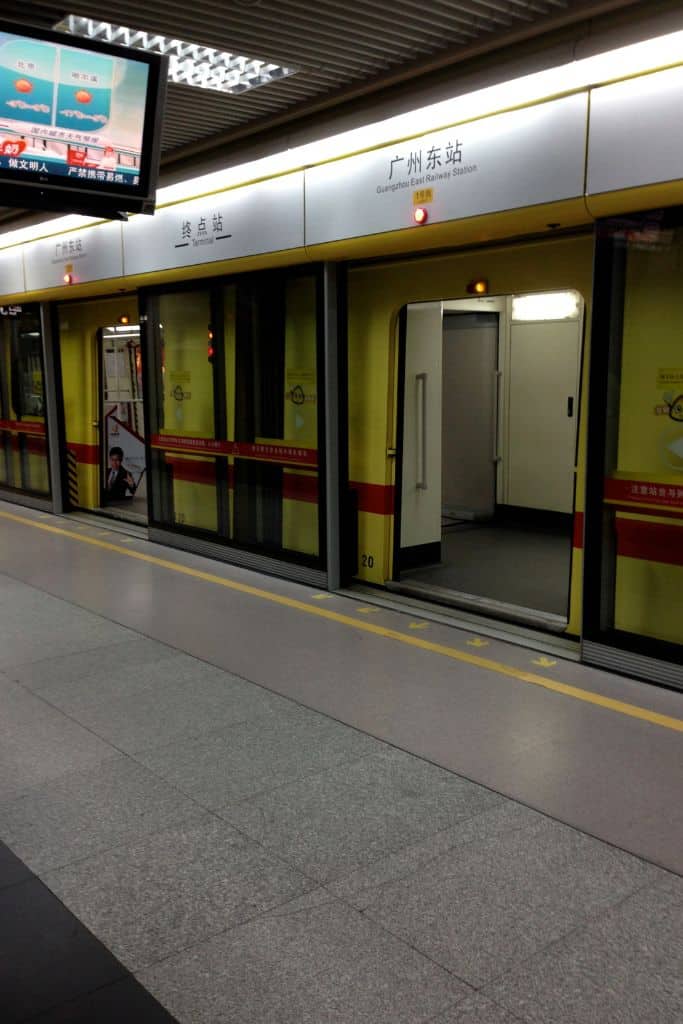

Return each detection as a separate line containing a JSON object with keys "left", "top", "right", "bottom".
{"left": 392, "top": 292, "right": 582, "bottom": 632}
{"left": 99, "top": 324, "right": 148, "bottom": 523}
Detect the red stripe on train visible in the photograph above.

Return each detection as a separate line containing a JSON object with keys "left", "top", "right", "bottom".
{"left": 283, "top": 473, "right": 318, "bottom": 503}
{"left": 573, "top": 511, "right": 584, "bottom": 549}
{"left": 616, "top": 518, "right": 683, "bottom": 566}
{"left": 165, "top": 456, "right": 216, "bottom": 485}
{"left": 67, "top": 443, "right": 99, "bottom": 464}
{"left": 350, "top": 481, "right": 395, "bottom": 515}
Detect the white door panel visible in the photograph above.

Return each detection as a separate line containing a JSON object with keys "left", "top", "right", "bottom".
{"left": 400, "top": 302, "right": 443, "bottom": 550}
{"left": 507, "top": 320, "right": 580, "bottom": 513}
{"left": 442, "top": 315, "right": 498, "bottom": 520}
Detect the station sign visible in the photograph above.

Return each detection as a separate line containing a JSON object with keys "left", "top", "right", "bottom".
{"left": 23, "top": 219, "right": 123, "bottom": 290}
{"left": 304, "top": 93, "right": 588, "bottom": 244}
{"left": 123, "top": 171, "right": 305, "bottom": 276}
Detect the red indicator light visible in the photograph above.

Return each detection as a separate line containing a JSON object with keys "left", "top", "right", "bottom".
{"left": 413, "top": 206, "right": 428, "bottom": 225}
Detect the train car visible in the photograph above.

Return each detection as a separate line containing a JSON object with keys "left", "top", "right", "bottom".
{"left": 0, "top": 20, "right": 681, "bottom": 687}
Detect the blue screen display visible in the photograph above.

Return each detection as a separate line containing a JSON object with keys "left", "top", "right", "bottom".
{"left": 0, "top": 29, "right": 150, "bottom": 189}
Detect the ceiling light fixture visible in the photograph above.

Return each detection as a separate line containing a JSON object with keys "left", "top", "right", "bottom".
{"left": 55, "top": 15, "right": 297, "bottom": 95}
{"left": 512, "top": 291, "right": 581, "bottom": 321}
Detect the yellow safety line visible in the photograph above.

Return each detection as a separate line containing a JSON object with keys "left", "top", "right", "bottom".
{"left": 2, "top": 507, "right": 682, "bottom": 734}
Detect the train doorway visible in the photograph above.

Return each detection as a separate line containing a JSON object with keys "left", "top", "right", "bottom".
{"left": 98, "top": 323, "right": 147, "bottom": 524}
{"left": 393, "top": 291, "right": 582, "bottom": 632}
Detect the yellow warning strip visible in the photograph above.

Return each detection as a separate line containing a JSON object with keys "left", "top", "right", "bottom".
{"left": 1, "top": 508, "right": 682, "bottom": 734}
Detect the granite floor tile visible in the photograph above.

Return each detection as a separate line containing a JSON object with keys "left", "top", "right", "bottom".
{"left": 139, "top": 897, "right": 469, "bottom": 1024}
{"left": 13, "top": 650, "right": 226, "bottom": 713}
{"left": 338, "top": 747, "right": 506, "bottom": 833}
{"left": 0, "top": 589, "right": 135, "bottom": 669}
{"left": 29, "top": 654, "right": 294, "bottom": 753}
{"left": 6, "top": 636, "right": 180, "bottom": 694}
{"left": 220, "top": 746, "right": 504, "bottom": 882}
{"left": 470, "top": 723, "right": 683, "bottom": 875}
{"left": 137, "top": 702, "right": 385, "bottom": 807}
{"left": 0, "top": 572, "right": 32, "bottom": 599}
{"left": 483, "top": 876, "right": 683, "bottom": 1023}
{"left": 0, "top": 675, "right": 116, "bottom": 801}
{"left": 327, "top": 801, "right": 548, "bottom": 909}
{"left": 428, "top": 993, "right": 520, "bottom": 1023}
{"left": 269, "top": 941, "right": 472, "bottom": 1024}
{"left": 0, "top": 756, "right": 199, "bottom": 873}
{"left": 356, "top": 813, "right": 664, "bottom": 986}
{"left": 43, "top": 811, "right": 316, "bottom": 969}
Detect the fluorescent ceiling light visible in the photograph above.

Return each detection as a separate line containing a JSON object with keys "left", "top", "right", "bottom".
{"left": 55, "top": 15, "right": 297, "bottom": 94}
{"left": 512, "top": 291, "right": 581, "bottom": 322}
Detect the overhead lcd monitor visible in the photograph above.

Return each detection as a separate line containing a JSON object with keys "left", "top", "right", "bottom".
{"left": 0, "top": 20, "right": 167, "bottom": 217}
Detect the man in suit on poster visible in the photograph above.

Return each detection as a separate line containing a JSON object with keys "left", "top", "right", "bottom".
{"left": 105, "top": 446, "right": 137, "bottom": 499}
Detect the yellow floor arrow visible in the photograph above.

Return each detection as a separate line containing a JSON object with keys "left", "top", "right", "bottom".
{"left": 532, "top": 656, "right": 557, "bottom": 667}
{"left": 467, "top": 637, "right": 489, "bottom": 647}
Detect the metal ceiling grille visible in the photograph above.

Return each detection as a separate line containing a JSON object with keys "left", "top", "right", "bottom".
{"left": 2, "top": 0, "right": 645, "bottom": 166}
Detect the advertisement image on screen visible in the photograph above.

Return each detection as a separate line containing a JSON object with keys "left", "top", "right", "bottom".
{"left": 0, "top": 28, "right": 149, "bottom": 190}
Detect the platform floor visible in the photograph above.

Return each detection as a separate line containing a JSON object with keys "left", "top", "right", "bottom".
{"left": 0, "top": 500, "right": 681, "bottom": 1023}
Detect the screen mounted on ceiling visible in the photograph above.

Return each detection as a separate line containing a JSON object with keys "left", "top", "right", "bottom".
{"left": 0, "top": 20, "right": 167, "bottom": 217}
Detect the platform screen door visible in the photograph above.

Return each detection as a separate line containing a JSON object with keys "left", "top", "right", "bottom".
{"left": 100, "top": 325, "right": 147, "bottom": 510}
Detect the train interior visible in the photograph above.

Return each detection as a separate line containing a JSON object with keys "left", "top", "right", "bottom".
{"left": 393, "top": 290, "right": 583, "bottom": 632}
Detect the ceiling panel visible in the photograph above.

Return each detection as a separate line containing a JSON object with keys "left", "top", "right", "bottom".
{"left": 1, "top": 0, "right": 645, "bottom": 164}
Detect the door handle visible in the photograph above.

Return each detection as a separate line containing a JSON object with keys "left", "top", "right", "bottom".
{"left": 493, "top": 370, "right": 502, "bottom": 464}
{"left": 416, "top": 373, "right": 427, "bottom": 490}
{"left": 567, "top": 396, "right": 574, "bottom": 418}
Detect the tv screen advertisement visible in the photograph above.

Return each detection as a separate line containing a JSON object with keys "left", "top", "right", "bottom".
{"left": 0, "top": 20, "right": 167, "bottom": 216}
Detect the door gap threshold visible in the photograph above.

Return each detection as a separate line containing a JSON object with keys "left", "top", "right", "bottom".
{"left": 345, "top": 583, "right": 579, "bottom": 659}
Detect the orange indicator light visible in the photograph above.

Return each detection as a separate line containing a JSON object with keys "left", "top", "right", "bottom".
{"left": 466, "top": 278, "right": 489, "bottom": 295}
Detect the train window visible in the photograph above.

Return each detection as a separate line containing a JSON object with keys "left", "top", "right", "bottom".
{"left": 585, "top": 209, "right": 683, "bottom": 661}
{"left": 0, "top": 305, "right": 50, "bottom": 497}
